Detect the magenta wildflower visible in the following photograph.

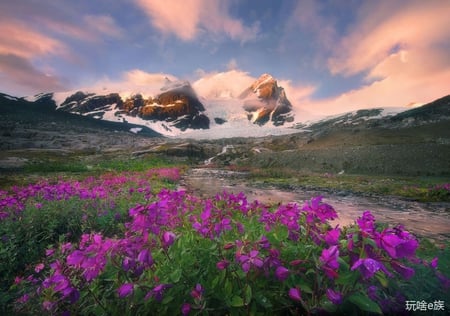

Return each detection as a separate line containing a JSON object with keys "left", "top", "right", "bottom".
{"left": 430, "top": 257, "right": 438, "bottom": 269}
{"left": 289, "top": 287, "right": 302, "bottom": 301}
{"left": 275, "top": 266, "right": 290, "bottom": 282}
{"left": 216, "top": 260, "right": 230, "bottom": 270}
{"left": 319, "top": 245, "right": 340, "bottom": 279}
{"left": 326, "top": 288, "right": 343, "bottom": 305}
{"left": 238, "top": 250, "right": 264, "bottom": 272}
{"left": 137, "top": 249, "right": 153, "bottom": 266}
{"left": 324, "top": 227, "right": 340, "bottom": 246}
{"left": 351, "top": 258, "right": 390, "bottom": 279}
{"left": 190, "top": 283, "right": 204, "bottom": 300}
{"left": 45, "top": 248, "right": 55, "bottom": 257}
{"left": 162, "top": 231, "right": 176, "bottom": 247}
{"left": 151, "top": 284, "right": 172, "bottom": 302}
{"left": 357, "top": 211, "right": 376, "bottom": 235}
{"left": 181, "top": 303, "right": 191, "bottom": 315}
{"left": 35, "top": 263, "right": 45, "bottom": 273}
{"left": 118, "top": 283, "right": 134, "bottom": 298}
{"left": 378, "top": 228, "right": 418, "bottom": 259}
{"left": 390, "top": 261, "right": 415, "bottom": 279}
{"left": 16, "top": 294, "right": 29, "bottom": 304}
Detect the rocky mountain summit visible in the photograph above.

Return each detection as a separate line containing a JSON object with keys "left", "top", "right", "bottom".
{"left": 239, "top": 74, "right": 294, "bottom": 126}
{"left": 1, "top": 92, "right": 449, "bottom": 176}
{"left": 58, "top": 79, "right": 210, "bottom": 132}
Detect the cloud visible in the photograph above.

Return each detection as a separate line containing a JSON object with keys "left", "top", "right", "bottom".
{"left": 296, "top": 0, "right": 450, "bottom": 116}
{"left": 78, "top": 69, "right": 180, "bottom": 97}
{"left": 123, "top": 69, "right": 178, "bottom": 87}
{"left": 83, "top": 14, "right": 125, "bottom": 39}
{"left": 328, "top": 1, "right": 450, "bottom": 76}
{"left": 0, "top": 54, "right": 67, "bottom": 96}
{"left": 0, "top": 19, "right": 69, "bottom": 59}
{"left": 192, "top": 69, "right": 255, "bottom": 98}
{"left": 133, "top": 0, "right": 259, "bottom": 42}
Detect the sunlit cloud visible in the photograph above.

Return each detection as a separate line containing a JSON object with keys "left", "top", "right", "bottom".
{"left": 192, "top": 69, "right": 255, "bottom": 99}
{"left": 83, "top": 15, "right": 125, "bottom": 39}
{"left": 328, "top": 1, "right": 450, "bottom": 76}
{"left": 0, "top": 19, "right": 68, "bottom": 59}
{"left": 299, "top": 0, "right": 450, "bottom": 115}
{"left": 133, "top": 0, "right": 259, "bottom": 42}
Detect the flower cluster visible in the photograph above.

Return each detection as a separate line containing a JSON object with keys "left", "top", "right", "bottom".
{"left": 5, "top": 169, "right": 449, "bottom": 315}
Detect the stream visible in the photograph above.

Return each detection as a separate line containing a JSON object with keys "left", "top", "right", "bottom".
{"left": 179, "top": 168, "right": 450, "bottom": 241}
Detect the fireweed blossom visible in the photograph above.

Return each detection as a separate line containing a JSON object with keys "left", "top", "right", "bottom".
{"left": 356, "top": 211, "right": 376, "bottom": 235}
{"left": 319, "top": 245, "right": 340, "bottom": 279}
{"left": 351, "top": 258, "right": 391, "bottom": 279}
{"left": 289, "top": 287, "right": 302, "bottom": 302}
{"left": 118, "top": 283, "right": 134, "bottom": 298}
{"left": 301, "top": 196, "right": 337, "bottom": 224}
{"left": 377, "top": 226, "right": 418, "bottom": 259}
{"left": 237, "top": 250, "right": 264, "bottom": 273}
{"left": 275, "top": 266, "right": 290, "bottom": 282}
{"left": 326, "top": 288, "right": 343, "bottom": 305}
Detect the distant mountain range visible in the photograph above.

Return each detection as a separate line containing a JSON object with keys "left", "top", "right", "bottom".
{"left": 1, "top": 72, "right": 449, "bottom": 139}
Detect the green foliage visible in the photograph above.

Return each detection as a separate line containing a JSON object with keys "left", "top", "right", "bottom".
{"left": 1, "top": 168, "right": 449, "bottom": 315}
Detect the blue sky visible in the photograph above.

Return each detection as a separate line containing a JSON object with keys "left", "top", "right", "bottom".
{"left": 1, "top": 0, "right": 449, "bottom": 115}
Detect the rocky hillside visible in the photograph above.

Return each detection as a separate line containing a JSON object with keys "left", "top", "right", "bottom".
{"left": 58, "top": 79, "right": 210, "bottom": 132}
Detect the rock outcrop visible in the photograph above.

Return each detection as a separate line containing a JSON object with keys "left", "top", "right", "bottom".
{"left": 58, "top": 80, "right": 210, "bottom": 131}
{"left": 239, "top": 74, "right": 294, "bottom": 126}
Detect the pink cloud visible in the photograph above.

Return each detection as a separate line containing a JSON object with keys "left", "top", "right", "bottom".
{"left": 296, "top": 0, "right": 450, "bottom": 116}
{"left": 133, "top": 0, "right": 258, "bottom": 41}
{"left": 83, "top": 15, "right": 125, "bottom": 39}
{"left": 0, "top": 19, "right": 68, "bottom": 59}
{"left": 192, "top": 69, "right": 255, "bottom": 99}
{"left": 328, "top": 1, "right": 450, "bottom": 76}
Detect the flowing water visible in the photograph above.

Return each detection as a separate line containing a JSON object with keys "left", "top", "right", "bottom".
{"left": 179, "top": 168, "right": 450, "bottom": 241}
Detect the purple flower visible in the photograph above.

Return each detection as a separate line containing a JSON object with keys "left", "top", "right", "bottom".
{"left": 357, "top": 211, "right": 376, "bottom": 235}
{"left": 151, "top": 284, "right": 172, "bottom": 302}
{"left": 302, "top": 196, "right": 337, "bottom": 223}
{"left": 66, "top": 250, "right": 84, "bottom": 266}
{"left": 319, "top": 245, "right": 340, "bottom": 279}
{"left": 289, "top": 287, "right": 301, "bottom": 301}
{"left": 118, "top": 283, "right": 134, "bottom": 298}
{"left": 181, "top": 303, "right": 191, "bottom": 315}
{"left": 238, "top": 250, "right": 264, "bottom": 272}
{"left": 35, "top": 263, "right": 45, "bottom": 273}
{"left": 390, "top": 260, "right": 415, "bottom": 279}
{"left": 190, "top": 283, "right": 204, "bottom": 300}
{"left": 367, "top": 285, "right": 379, "bottom": 301}
{"left": 216, "top": 260, "right": 230, "bottom": 270}
{"left": 351, "top": 258, "right": 390, "bottom": 279}
{"left": 326, "top": 288, "right": 343, "bottom": 305}
{"left": 430, "top": 257, "right": 438, "bottom": 269}
{"left": 162, "top": 231, "right": 176, "bottom": 248}
{"left": 324, "top": 227, "right": 340, "bottom": 246}
{"left": 275, "top": 266, "right": 290, "bottom": 282}
{"left": 137, "top": 249, "right": 153, "bottom": 266}
{"left": 378, "top": 229, "right": 418, "bottom": 259}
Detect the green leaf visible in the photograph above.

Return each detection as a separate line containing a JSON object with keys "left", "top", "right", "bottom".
{"left": 224, "top": 279, "right": 233, "bottom": 296}
{"left": 348, "top": 293, "right": 382, "bottom": 314}
{"left": 230, "top": 295, "right": 244, "bottom": 307}
{"left": 244, "top": 285, "right": 252, "bottom": 303}
{"left": 298, "top": 281, "right": 313, "bottom": 294}
{"left": 169, "top": 268, "right": 182, "bottom": 283}
{"left": 375, "top": 272, "right": 388, "bottom": 288}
